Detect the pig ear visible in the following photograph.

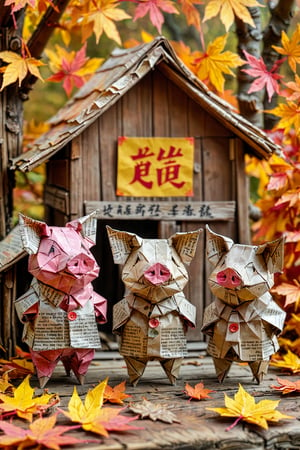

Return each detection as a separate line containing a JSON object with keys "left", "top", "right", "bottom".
{"left": 106, "top": 226, "right": 142, "bottom": 264}
{"left": 206, "top": 225, "right": 234, "bottom": 265}
{"left": 169, "top": 229, "right": 202, "bottom": 265}
{"left": 67, "top": 211, "right": 97, "bottom": 244}
{"left": 18, "top": 213, "right": 50, "bottom": 255}
{"left": 256, "top": 235, "right": 285, "bottom": 274}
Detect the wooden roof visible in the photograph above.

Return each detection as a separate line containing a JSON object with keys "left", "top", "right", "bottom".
{"left": 10, "top": 36, "right": 280, "bottom": 172}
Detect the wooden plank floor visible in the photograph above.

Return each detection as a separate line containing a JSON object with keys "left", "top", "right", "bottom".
{"left": 27, "top": 344, "right": 300, "bottom": 450}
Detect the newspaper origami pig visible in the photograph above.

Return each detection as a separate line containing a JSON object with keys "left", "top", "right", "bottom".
{"left": 107, "top": 226, "right": 200, "bottom": 386}
{"left": 201, "top": 225, "right": 285, "bottom": 383}
{"left": 15, "top": 213, "right": 107, "bottom": 388}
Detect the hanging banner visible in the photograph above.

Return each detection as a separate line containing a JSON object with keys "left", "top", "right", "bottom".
{"left": 117, "top": 137, "right": 194, "bottom": 197}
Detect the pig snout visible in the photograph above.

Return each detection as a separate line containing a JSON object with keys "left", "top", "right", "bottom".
{"left": 216, "top": 268, "right": 242, "bottom": 289}
{"left": 144, "top": 263, "right": 171, "bottom": 285}
{"left": 66, "top": 253, "right": 96, "bottom": 276}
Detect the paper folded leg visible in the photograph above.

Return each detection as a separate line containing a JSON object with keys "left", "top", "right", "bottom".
{"left": 123, "top": 356, "right": 183, "bottom": 386}
{"left": 212, "top": 357, "right": 269, "bottom": 384}
{"left": 30, "top": 348, "right": 95, "bottom": 388}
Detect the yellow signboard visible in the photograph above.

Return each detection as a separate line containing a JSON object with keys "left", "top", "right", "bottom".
{"left": 117, "top": 137, "right": 194, "bottom": 197}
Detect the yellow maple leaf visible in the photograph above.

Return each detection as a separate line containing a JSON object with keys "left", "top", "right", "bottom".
{"left": 194, "top": 34, "right": 244, "bottom": 92}
{"left": 267, "top": 101, "right": 300, "bottom": 136}
{"left": 207, "top": 384, "right": 294, "bottom": 430}
{"left": 0, "top": 51, "right": 44, "bottom": 91}
{"left": 0, "top": 375, "right": 58, "bottom": 421}
{"left": 81, "top": 0, "right": 131, "bottom": 45}
{"left": 203, "top": 0, "right": 264, "bottom": 32}
{"left": 270, "top": 350, "right": 300, "bottom": 374}
{"left": 273, "top": 24, "right": 300, "bottom": 73}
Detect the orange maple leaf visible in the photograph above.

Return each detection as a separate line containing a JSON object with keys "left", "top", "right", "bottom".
{"left": 104, "top": 381, "right": 131, "bottom": 405}
{"left": 285, "top": 74, "right": 300, "bottom": 102}
{"left": 0, "top": 414, "right": 86, "bottom": 448}
{"left": 193, "top": 34, "right": 244, "bottom": 92}
{"left": 178, "top": 0, "right": 203, "bottom": 32}
{"left": 272, "top": 24, "right": 300, "bottom": 73}
{"left": 266, "top": 101, "right": 300, "bottom": 136}
{"left": 271, "top": 377, "right": 300, "bottom": 395}
{"left": 0, "top": 51, "right": 44, "bottom": 91}
{"left": 272, "top": 279, "right": 300, "bottom": 309}
{"left": 270, "top": 350, "right": 300, "bottom": 374}
{"left": 203, "top": 0, "right": 264, "bottom": 32}
{"left": 45, "top": 43, "right": 103, "bottom": 96}
{"left": 184, "top": 382, "right": 214, "bottom": 400}
{"left": 207, "top": 384, "right": 294, "bottom": 430}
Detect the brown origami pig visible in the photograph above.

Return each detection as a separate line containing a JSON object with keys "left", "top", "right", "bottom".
{"left": 15, "top": 213, "right": 107, "bottom": 388}
{"left": 107, "top": 226, "right": 200, "bottom": 386}
{"left": 201, "top": 225, "right": 286, "bottom": 383}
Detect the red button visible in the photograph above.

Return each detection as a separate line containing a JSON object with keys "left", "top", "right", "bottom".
{"left": 68, "top": 311, "right": 77, "bottom": 321}
{"left": 149, "top": 318, "right": 160, "bottom": 328}
{"left": 229, "top": 323, "right": 239, "bottom": 333}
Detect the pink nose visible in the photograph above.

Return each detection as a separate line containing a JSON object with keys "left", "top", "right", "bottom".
{"left": 66, "top": 253, "right": 96, "bottom": 275}
{"left": 216, "top": 268, "right": 241, "bottom": 288}
{"left": 144, "top": 263, "right": 171, "bottom": 285}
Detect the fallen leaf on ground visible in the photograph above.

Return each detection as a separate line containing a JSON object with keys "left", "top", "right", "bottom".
{"left": 104, "top": 380, "right": 131, "bottom": 405}
{"left": 271, "top": 378, "right": 300, "bottom": 395}
{"left": 207, "top": 384, "right": 294, "bottom": 430}
{"left": 129, "top": 399, "right": 180, "bottom": 423}
{"left": 0, "top": 373, "right": 14, "bottom": 394}
{"left": 184, "top": 382, "right": 214, "bottom": 401}
{"left": 0, "top": 414, "right": 91, "bottom": 449}
{"left": 0, "top": 375, "right": 59, "bottom": 421}
{"left": 270, "top": 350, "right": 300, "bottom": 374}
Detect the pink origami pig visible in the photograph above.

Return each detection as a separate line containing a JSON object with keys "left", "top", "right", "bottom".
{"left": 201, "top": 225, "right": 286, "bottom": 383}
{"left": 107, "top": 226, "right": 200, "bottom": 386}
{"left": 15, "top": 213, "right": 107, "bottom": 388}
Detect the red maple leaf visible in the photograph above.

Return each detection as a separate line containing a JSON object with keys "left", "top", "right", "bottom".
{"left": 242, "top": 51, "right": 284, "bottom": 102}
{"left": 131, "top": 0, "right": 179, "bottom": 33}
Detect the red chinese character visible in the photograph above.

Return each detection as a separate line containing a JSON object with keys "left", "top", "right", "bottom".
{"left": 130, "top": 161, "right": 153, "bottom": 189}
{"left": 157, "top": 146, "right": 183, "bottom": 161}
{"left": 131, "top": 147, "right": 155, "bottom": 160}
{"left": 157, "top": 164, "right": 185, "bottom": 188}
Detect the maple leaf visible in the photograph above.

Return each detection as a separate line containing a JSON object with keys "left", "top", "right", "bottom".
{"left": 82, "top": 0, "right": 131, "bottom": 44}
{"left": 0, "top": 375, "right": 58, "bottom": 421}
{"left": 129, "top": 399, "right": 180, "bottom": 423}
{"left": 83, "top": 407, "right": 140, "bottom": 436}
{"left": 46, "top": 43, "right": 103, "bottom": 97}
{"left": 266, "top": 101, "right": 300, "bottom": 136}
{"left": 0, "top": 51, "right": 44, "bottom": 91}
{"left": 207, "top": 384, "right": 294, "bottom": 430}
{"left": 178, "top": 0, "right": 203, "bottom": 32}
{"left": 242, "top": 51, "right": 283, "bottom": 102}
{"left": 272, "top": 24, "right": 300, "bottom": 73}
{"left": 0, "top": 357, "right": 34, "bottom": 379}
{"left": 203, "top": 0, "right": 264, "bottom": 32}
{"left": 104, "top": 381, "right": 131, "bottom": 405}
{"left": 272, "top": 280, "right": 300, "bottom": 309}
{"left": 284, "top": 74, "right": 300, "bottom": 101}
{"left": 271, "top": 377, "right": 300, "bottom": 395}
{"left": 0, "top": 414, "right": 87, "bottom": 449}
{"left": 4, "top": 0, "right": 35, "bottom": 12}
{"left": 0, "top": 373, "right": 14, "bottom": 395}
{"left": 184, "top": 382, "right": 214, "bottom": 401}
{"left": 270, "top": 351, "right": 300, "bottom": 374}
{"left": 132, "top": 0, "right": 179, "bottom": 34}
{"left": 194, "top": 34, "right": 244, "bottom": 92}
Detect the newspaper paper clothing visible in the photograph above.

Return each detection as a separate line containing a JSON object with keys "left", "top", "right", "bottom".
{"left": 15, "top": 213, "right": 107, "bottom": 388}
{"left": 201, "top": 225, "right": 286, "bottom": 384}
{"left": 107, "top": 226, "right": 201, "bottom": 386}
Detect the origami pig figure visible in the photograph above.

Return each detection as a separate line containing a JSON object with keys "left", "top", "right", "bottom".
{"left": 201, "top": 225, "right": 286, "bottom": 383}
{"left": 15, "top": 213, "right": 107, "bottom": 388}
{"left": 107, "top": 226, "right": 200, "bottom": 386}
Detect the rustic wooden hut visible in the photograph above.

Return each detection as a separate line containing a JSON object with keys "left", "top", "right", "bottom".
{"left": 10, "top": 36, "right": 280, "bottom": 340}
